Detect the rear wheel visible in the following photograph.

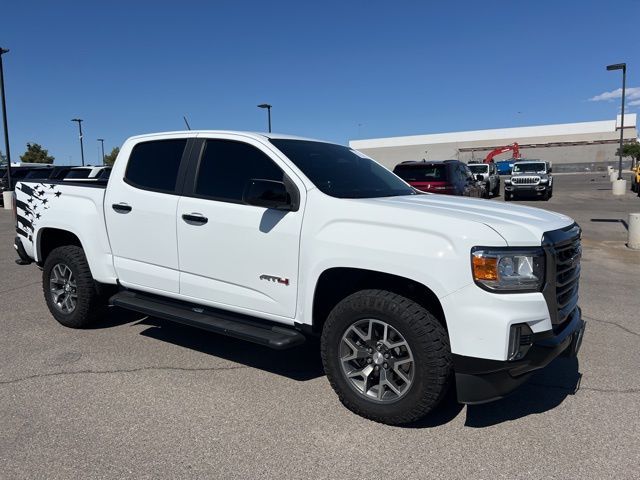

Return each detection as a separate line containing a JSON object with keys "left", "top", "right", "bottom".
{"left": 492, "top": 181, "right": 500, "bottom": 197}
{"left": 43, "top": 246, "right": 108, "bottom": 328}
{"left": 321, "top": 290, "right": 452, "bottom": 425}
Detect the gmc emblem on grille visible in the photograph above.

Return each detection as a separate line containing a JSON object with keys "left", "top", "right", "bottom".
{"left": 260, "top": 274, "right": 290, "bottom": 286}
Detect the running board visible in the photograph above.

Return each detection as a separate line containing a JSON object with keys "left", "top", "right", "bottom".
{"left": 109, "top": 290, "right": 305, "bottom": 350}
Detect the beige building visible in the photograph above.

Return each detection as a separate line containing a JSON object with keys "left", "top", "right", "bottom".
{"left": 349, "top": 114, "right": 638, "bottom": 172}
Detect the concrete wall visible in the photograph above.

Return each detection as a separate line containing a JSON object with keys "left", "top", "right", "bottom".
{"left": 350, "top": 116, "right": 638, "bottom": 173}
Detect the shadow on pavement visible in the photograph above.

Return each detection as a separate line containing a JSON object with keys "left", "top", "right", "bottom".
{"left": 464, "top": 356, "right": 581, "bottom": 428}
{"left": 86, "top": 306, "right": 148, "bottom": 329}
{"left": 136, "top": 316, "right": 325, "bottom": 382}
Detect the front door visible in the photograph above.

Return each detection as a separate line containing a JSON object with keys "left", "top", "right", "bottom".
{"left": 176, "top": 136, "right": 304, "bottom": 318}
{"left": 105, "top": 136, "right": 191, "bottom": 293}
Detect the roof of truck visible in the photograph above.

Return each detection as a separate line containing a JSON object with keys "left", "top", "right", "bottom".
{"left": 127, "top": 131, "right": 332, "bottom": 144}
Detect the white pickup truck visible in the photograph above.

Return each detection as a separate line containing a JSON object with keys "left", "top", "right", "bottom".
{"left": 13, "top": 131, "right": 585, "bottom": 425}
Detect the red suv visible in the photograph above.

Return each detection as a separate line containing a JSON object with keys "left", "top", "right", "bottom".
{"left": 393, "top": 160, "right": 484, "bottom": 197}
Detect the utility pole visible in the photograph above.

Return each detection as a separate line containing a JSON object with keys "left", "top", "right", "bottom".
{"left": 0, "top": 47, "right": 13, "bottom": 191}
{"left": 71, "top": 118, "right": 85, "bottom": 166}
{"left": 97, "top": 138, "right": 105, "bottom": 165}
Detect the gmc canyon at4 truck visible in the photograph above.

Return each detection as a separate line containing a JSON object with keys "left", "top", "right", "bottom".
{"left": 13, "top": 131, "right": 585, "bottom": 425}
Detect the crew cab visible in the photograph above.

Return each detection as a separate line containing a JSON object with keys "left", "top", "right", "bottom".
{"left": 505, "top": 160, "right": 553, "bottom": 201}
{"left": 13, "top": 131, "right": 585, "bottom": 425}
{"left": 467, "top": 162, "right": 500, "bottom": 198}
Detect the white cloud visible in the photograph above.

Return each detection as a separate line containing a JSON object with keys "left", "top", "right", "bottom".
{"left": 629, "top": 99, "right": 640, "bottom": 106}
{"left": 589, "top": 87, "right": 640, "bottom": 102}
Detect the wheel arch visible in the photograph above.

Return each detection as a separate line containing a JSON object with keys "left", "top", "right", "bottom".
{"left": 311, "top": 267, "right": 446, "bottom": 335}
{"left": 37, "top": 227, "right": 83, "bottom": 265}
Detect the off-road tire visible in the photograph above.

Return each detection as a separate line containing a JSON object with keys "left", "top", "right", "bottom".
{"left": 321, "top": 290, "right": 452, "bottom": 425}
{"left": 43, "top": 246, "right": 107, "bottom": 328}
{"left": 484, "top": 182, "right": 491, "bottom": 198}
{"left": 492, "top": 181, "right": 500, "bottom": 197}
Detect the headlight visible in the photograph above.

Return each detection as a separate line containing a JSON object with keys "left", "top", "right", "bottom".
{"left": 505, "top": 178, "right": 511, "bottom": 184}
{"left": 471, "top": 247, "right": 545, "bottom": 292}
{"left": 539, "top": 178, "right": 549, "bottom": 183}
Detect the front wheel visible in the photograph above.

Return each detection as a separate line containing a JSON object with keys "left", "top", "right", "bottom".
{"left": 321, "top": 290, "right": 452, "bottom": 425}
{"left": 43, "top": 246, "right": 107, "bottom": 328}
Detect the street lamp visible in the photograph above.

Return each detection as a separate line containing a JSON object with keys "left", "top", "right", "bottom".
{"left": 606, "top": 63, "right": 626, "bottom": 180}
{"left": 97, "top": 138, "right": 105, "bottom": 165}
{"left": 257, "top": 103, "right": 272, "bottom": 133}
{"left": 71, "top": 118, "right": 85, "bottom": 166}
{"left": 0, "top": 47, "right": 13, "bottom": 192}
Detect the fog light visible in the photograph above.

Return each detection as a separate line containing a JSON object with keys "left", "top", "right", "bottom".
{"left": 508, "top": 323, "right": 534, "bottom": 361}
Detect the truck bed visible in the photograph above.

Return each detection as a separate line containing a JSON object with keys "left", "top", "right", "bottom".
{"left": 14, "top": 180, "right": 114, "bottom": 283}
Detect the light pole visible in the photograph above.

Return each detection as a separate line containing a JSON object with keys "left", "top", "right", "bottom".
{"left": 0, "top": 47, "right": 13, "bottom": 192}
{"left": 606, "top": 63, "right": 626, "bottom": 180}
{"left": 257, "top": 103, "right": 272, "bottom": 132}
{"left": 71, "top": 118, "right": 85, "bottom": 166}
{"left": 97, "top": 138, "right": 105, "bottom": 165}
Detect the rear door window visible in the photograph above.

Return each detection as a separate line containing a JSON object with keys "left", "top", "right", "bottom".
{"left": 125, "top": 139, "right": 188, "bottom": 193}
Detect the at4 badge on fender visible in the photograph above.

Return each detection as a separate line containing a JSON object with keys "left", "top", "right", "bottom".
{"left": 259, "top": 274, "right": 290, "bottom": 286}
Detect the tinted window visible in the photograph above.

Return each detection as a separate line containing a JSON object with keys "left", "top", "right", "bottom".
{"left": 24, "top": 169, "right": 53, "bottom": 180}
{"left": 394, "top": 164, "right": 448, "bottom": 182}
{"left": 125, "top": 139, "right": 187, "bottom": 192}
{"left": 195, "top": 140, "right": 283, "bottom": 202}
{"left": 513, "top": 163, "right": 546, "bottom": 173}
{"left": 468, "top": 164, "right": 489, "bottom": 174}
{"left": 64, "top": 169, "right": 91, "bottom": 179}
{"left": 271, "top": 140, "right": 415, "bottom": 199}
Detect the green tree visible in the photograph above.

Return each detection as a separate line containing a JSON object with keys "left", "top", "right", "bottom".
{"left": 616, "top": 142, "right": 640, "bottom": 169}
{"left": 19, "top": 143, "right": 54, "bottom": 164}
{"left": 0, "top": 149, "right": 6, "bottom": 166}
{"left": 103, "top": 147, "right": 120, "bottom": 166}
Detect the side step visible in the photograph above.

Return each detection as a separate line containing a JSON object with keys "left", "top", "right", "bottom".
{"left": 109, "top": 290, "right": 305, "bottom": 350}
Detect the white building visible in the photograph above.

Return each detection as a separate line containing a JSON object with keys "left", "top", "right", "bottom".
{"left": 349, "top": 114, "right": 638, "bottom": 172}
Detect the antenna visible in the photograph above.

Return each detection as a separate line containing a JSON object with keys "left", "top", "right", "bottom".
{"left": 183, "top": 116, "right": 191, "bottom": 130}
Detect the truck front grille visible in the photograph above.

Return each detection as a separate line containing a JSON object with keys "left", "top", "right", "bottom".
{"left": 511, "top": 176, "right": 540, "bottom": 185}
{"left": 542, "top": 224, "right": 581, "bottom": 331}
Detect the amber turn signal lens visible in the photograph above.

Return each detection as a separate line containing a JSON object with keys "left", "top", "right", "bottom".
{"left": 472, "top": 255, "right": 498, "bottom": 281}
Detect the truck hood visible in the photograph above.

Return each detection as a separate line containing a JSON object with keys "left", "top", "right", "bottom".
{"left": 359, "top": 194, "right": 574, "bottom": 246}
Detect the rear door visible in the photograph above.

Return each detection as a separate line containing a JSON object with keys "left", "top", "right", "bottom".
{"left": 176, "top": 135, "right": 304, "bottom": 318}
{"left": 105, "top": 136, "right": 193, "bottom": 293}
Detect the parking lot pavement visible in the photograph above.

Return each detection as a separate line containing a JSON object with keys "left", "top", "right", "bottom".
{"left": 1, "top": 172, "right": 639, "bottom": 479}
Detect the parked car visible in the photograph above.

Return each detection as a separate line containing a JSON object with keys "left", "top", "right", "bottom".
{"left": 467, "top": 162, "right": 500, "bottom": 198}
{"left": 393, "top": 160, "right": 484, "bottom": 197}
{"left": 504, "top": 160, "right": 553, "bottom": 201}
{"left": 631, "top": 164, "right": 640, "bottom": 193}
{"left": 495, "top": 159, "right": 515, "bottom": 175}
{"left": 62, "top": 166, "right": 111, "bottom": 181}
{"left": 13, "top": 131, "right": 585, "bottom": 425}
{"left": 0, "top": 165, "right": 54, "bottom": 206}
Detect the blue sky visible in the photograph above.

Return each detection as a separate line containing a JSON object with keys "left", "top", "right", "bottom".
{"left": 1, "top": 0, "right": 638, "bottom": 165}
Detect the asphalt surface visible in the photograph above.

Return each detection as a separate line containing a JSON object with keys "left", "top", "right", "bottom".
{"left": 1, "top": 173, "right": 639, "bottom": 479}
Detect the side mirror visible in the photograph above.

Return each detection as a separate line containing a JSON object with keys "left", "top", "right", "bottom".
{"left": 243, "top": 179, "right": 298, "bottom": 211}
{"left": 476, "top": 174, "right": 485, "bottom": 181}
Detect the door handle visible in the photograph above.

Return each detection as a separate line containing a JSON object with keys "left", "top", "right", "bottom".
{"left": 182, "top": 213, "right": 208, "bottom": 225}
{"left": 112, "top": 202, "right": 132, "bottom": 214}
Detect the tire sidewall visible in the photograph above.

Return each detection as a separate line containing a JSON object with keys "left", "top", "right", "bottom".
{"left": 322, "top": 291, "right": 451, "bottom": 423}
{"left": 43, "top": 246, "right": 97, "bottom": 328}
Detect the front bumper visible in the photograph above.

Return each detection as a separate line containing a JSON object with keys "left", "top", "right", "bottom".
{"left": 505, "top": 184, "right": 549, "bottom": 196}
{"left": 454, "top": 307, "right": 585, "bottom": 404}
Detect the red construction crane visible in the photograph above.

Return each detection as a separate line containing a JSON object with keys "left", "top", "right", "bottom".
{"left": 484, "top": 143, "right": 520, "bottom": 164}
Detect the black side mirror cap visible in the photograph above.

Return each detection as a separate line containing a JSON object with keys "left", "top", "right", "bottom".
{"left": 243, "top": 178, "right": 299, "bottom": 211}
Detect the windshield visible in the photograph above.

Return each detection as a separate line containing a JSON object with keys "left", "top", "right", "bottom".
{"left": 513, "top": 163, "right": 546, "bottom": 173}
{"left": 468, "top": 164, "right": 489, "bottom": 174}
{"left": 270, "top": 139, "right": 415, "bottom": 199}
{"left": 24, "top": 169, "right": 52, "bottom": 180}
{"left": 394, "top": 164, "right": 448, "bottom": 182}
